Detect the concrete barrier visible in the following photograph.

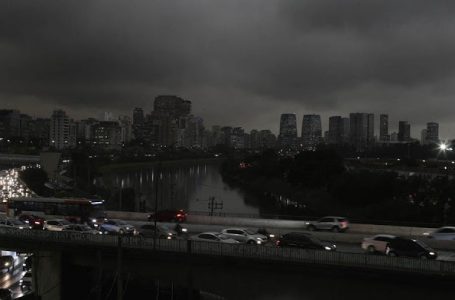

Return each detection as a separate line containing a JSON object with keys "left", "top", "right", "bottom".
{"left": 106, "top": 210, "right": 437, "bottom": 236}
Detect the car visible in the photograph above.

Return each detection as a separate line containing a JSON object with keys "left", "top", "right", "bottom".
{"left": 0, "top": 288, "right": 12, "bottom": 300}
{"left": 20, "top": 271, "right": 32, "bottom": 290}
{"left": 43, "top": 219, "right": 72, "bottom": 231}
{"left": 190, "top": 232, "right": 239, "bottom": 244}
{"left": 0, "top": 218, "right": 31, "bottom": 230}
{"left": 99, "top": 219, "right": 135, "bottom": 235}
{"left": 136, "top": 224, "right": 177, "bottom": 239}
{"left": 361, "top": 234, "right": 396, "bottom": 254}
{"left": 221, "top": 228, "right": 268, "bottom": 245}
{"left": 276, "top": 232, "right": 336, "bottom": 251}
{"left": 256, "top": 228, "right": 275, "bottom": 240}
{"left": 424, "top": 226, "right": 455, "bottom": 240}
{"left": 0, "top": 256, "right": 14, "bottom": 272}
{"left": 386, "top": 237, "right": 437, "bottom": 259}
{"left": 305, "top": 216, "right": 349, "bottom": 232}
{"left": 62, "top": 224, "right": 102, "bottom": 235}
{"left": 147, "top": 209, "right": 187, "bottom": 222}
{"left": 18, "top": 214, "right": 45, "bottom": 230}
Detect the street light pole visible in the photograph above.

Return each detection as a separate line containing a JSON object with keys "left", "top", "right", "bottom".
{"left": 153, "top": 161, "right": 161, "bottom": 249}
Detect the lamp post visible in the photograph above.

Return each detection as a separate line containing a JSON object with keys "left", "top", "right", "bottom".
{"left": 439, "top": 142, "right": 453, "bottom": 225}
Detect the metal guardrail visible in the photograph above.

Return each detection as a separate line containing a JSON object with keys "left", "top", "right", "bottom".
{"left": 0, "top": 227, "right": 454, "bottom": 276}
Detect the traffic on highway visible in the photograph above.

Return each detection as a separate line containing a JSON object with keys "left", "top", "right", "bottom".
{"left": 2, "top": 168, "right": 455, "bottom": 298}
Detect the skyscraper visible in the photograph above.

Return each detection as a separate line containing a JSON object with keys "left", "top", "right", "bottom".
{"left": 302, "top": 114, "right": 322, "bottom": 150}
{"left": 421, "top": 129, "right": 428, "bottom": 145}
{"left": 133, "top": 108, "right": 144, "bottom": 125}
{"left": 398, "top": 121, "right": 411, "bottom": 142}
{"left": 426, "top": 122, "right": 439, "bottom": 144}
{"left": 349, "top": 113, "right": 374, "bottom": 151}
{"left": 278, "top": 113, "right": 297, "bottom": 147}
{"left": 379, "top": 114, "right": 389, "bottom": 142}
{"left": 328, "top": 116, "right": 343, "bottom": 145}
{"left": 149, "top": 95, "right": 192, "bottom": 146}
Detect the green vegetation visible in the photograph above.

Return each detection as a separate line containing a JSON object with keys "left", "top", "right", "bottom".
{"left": 221, "top": 150, "right": 455, "bottom": 225}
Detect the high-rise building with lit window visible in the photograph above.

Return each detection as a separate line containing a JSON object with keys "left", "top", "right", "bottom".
{"left": 302, "top": 114, "right": 322, "bottom": 150}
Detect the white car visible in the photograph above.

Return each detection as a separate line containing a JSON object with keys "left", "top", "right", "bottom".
{"left": 44, "top": 219, "right": 72, "bottom": 231}
{"left": 221, "top": 228, "right": 268, "bottom": 245}
{"left": 425, "top": 226, "right": 455, "bottom": 241}
{"left": 305, "top": 216, "right": 349, "bottom": 232}
{"left": 99, "top": 219, "right": 135, "bottom": 235}
{"left": 190, "top": 232, "right": 239, "bottom": 244}
{"left": 361, "top": 234, "right": 396, "bottom": 254}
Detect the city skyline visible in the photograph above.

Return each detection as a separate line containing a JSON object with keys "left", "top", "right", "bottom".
{"left": 0, "top": 105, "right": 447, "bottom": 143}
{"left": 2, "top": 2, "right": 455, "bottom": 138}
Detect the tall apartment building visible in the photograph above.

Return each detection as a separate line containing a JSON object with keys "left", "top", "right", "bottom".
{"left": 379, "top": 114, "right": 389, "bottom": 142}
{"left": 0, "top": 109, "right": 21, "bottom": 139}
{"left": 328, "top": 116, "right": 349, "bottom": 145}
{"left": 302, "top": 114, "right": 322, "bottom": 150}
{"left": 278, "top": 113, "right": 298, "bottom": 147}
{"left": 148, "top": 95, "right": 192, "bottom": 146}
{"left": 349, "top": 113, "right": 374, "bottom": 151}
{"left": 118, "top": 115, "right": 133, "bottom": 144}
{"left": 92, "top": 121, "right": 122, "bottom": 148}
{"left": 425, "top": 122, "right": 439, "bottom": 144}
{"left": 398, "top": 121, "right": 411, "bottom": 142}
{"left": 50, "top": 110, "right": 76, "bottom": 150}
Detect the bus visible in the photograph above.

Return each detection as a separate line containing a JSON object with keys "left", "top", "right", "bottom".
{"left": 6, "top": 197, "right": 106, "bottom": 225}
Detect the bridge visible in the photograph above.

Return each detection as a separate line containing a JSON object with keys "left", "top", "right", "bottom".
{"left": 1, "top": 227, "right": 455, "bottom": 300}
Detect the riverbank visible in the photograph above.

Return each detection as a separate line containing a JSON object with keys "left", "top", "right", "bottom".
{"left": 98, "top": 157, "right": 224, "bottom": 173}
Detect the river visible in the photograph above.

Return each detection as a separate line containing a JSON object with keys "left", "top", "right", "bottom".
{"left": 96, "top": 160, "right": 261, "bottom": 216}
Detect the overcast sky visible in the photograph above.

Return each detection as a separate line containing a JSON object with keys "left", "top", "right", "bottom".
{"left": 1, "top": 1, "right": 455, "bottom": 139}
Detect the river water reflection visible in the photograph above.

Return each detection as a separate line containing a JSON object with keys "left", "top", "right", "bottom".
{"left": 97, "top": 161, "right": 260, "bottom": 216}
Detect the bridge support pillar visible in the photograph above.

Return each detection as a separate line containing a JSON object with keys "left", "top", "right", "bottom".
{"left": 33, "top": 250, "right": 62, "bottom": 300}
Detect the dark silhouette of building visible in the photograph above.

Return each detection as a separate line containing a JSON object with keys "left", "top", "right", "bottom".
{"left": 302, "top": 114, "right": 322, "bottom": 150}
{"left": 398, "top": 121, "right": 411, "bottom": 142}
{"left": 379, "top": 114, "right": 389, "bottom": 142}
{"left": 349, "top": 113, "right": 374, "bottom": 151}
{"left": 425, "top": 122, "right": 439, "bottom": 144}
{"left": 278, "top": 113, "right": 298, "bottom": 147}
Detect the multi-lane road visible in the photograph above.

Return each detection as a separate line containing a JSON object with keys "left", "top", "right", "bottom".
{"left": 126, "top": 219, "right": 455, "bottom": 261}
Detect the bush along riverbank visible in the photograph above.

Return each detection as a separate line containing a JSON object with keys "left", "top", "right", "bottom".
{"left": 220, "top": 149, "right": 455, "bottom": 226}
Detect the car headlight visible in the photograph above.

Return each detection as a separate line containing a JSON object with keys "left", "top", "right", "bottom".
{"left": 168, "top": 233, "right": 173, "bottom": 236}
{"left": 324, "top": 246, "right": 332, "bottom": 251}
{"left": 182, "top": 228, "right": 188, "bottom": 232}
{"left": 257, "top": 241, "right": 262, "bottom": 245}
{"left": 429, "top": 252, "right": 435, "bottom": 256}
{"left": 91, "top": 219, "right": 97, "bottom": 223}
{"left": 269, "top": 234, "right": 275, "bottom": 238}
{"left": 19, "top": 226, "right": 24, "bottom": 230}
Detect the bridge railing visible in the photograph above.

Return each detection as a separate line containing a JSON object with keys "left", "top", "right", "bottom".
{"left": 1, "top": 227, "right": 455, "bottom": 276}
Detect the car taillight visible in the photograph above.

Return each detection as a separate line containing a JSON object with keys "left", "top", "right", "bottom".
{"left": 34, "top": 221, "right": 40, "bottom": 225}
{"left": 176, "top": 214, "right": 182, "bottom": 217}
{"left": 340, "top": 221, "right": 348, "bottom": 227}
{"left": 276, "top": 240, "right": 281, "bottom": 247}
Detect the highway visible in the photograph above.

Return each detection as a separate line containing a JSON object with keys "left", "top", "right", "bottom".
{"left": 126, "top": 220, "right": 455, "bottom": 261}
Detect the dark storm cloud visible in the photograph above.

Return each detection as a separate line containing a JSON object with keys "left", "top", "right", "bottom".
{"left": 1, "top": 1, "right": 455, "bottom": 137}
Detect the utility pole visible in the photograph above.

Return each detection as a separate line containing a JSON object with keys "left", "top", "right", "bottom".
{"left": 208, "top": 196, "right": 223, "bottom": 216}
{"left": 153, "top": 161, "right": 161, "bottom": 249}
{"left": 117, "top": 236, "right": 123, "bottom": 300}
